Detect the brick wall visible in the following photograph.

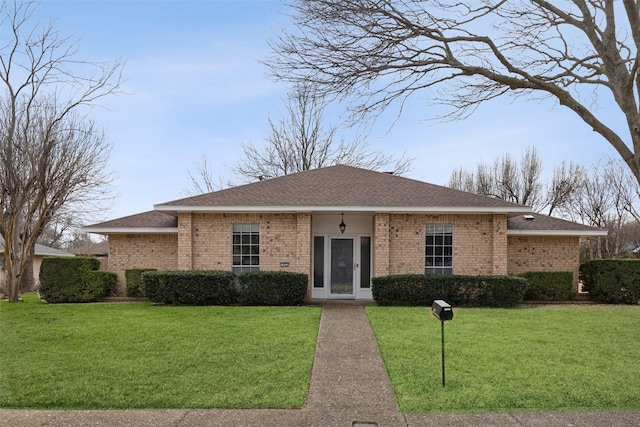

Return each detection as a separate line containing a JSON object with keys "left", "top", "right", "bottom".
{"left": 108, "top": 233, "right": 178, "bottom": 294}
{"left": 373, "top": 213, "right": 390, "bottom": 277}
{"left": 186, "top": 212, "right": 311, "bottom": 276}
{"left": 381, "top": 213, "right": 508, "bottom": 276}
{"left": 507, "top": 235, "right": 580, "bottom": 291}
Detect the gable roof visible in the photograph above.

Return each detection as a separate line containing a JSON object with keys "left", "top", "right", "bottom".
{"left": 507, "top": 214, "right": 607, "bottom": 236}
{"left": 154, "top": 165, "right": 531, "bottom": 214}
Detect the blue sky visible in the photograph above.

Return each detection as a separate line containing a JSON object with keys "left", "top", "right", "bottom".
{"left": 34, "top": 0, "right": 622, "bottom": 221}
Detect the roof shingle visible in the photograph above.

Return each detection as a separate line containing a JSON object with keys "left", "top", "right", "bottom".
{"left": 155, "top": 165, "right": 528, "bottom": 211}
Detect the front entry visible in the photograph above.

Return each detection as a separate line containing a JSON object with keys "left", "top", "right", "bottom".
{"left": 330, "top": 237, "right": 354, "bottom": 296}
{"left": 312, "top": 234, "right": 372, "bottom": 300}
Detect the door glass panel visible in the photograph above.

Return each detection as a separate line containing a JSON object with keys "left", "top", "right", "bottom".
{"left": 331, "top": 238, "right": 353, "bottom": 295}
{"left": 313, "top": 236, "right": 324, "bottom": 288}
{"left": 360, "top": 237, "right": 371, "bottom": 289}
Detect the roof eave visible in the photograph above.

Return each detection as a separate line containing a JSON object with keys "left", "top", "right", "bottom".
{"left": 82, "top": 227, "right": 178, "bottom": 235}
{"left": 507, "top": 230, "right": 608, "bottom": 237}
{"left": 154, "top": 205, "right": 533, "bottom": 214}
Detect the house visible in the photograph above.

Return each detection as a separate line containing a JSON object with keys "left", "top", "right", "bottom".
{"left": 68, "top": 239, "right": 109, "bottom": 270}
{"left": 83, "top": 165, "right": 606, "bottom": 299}
{"left": 0, "top": 238, "right": 75, "bottom": 294}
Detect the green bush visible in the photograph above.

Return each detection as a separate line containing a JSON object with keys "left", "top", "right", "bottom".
{"left": 237, "top": 271, "right": 308, "bottom": 306}
{"left": 125, "top": 268, "right": 157, "bottom": 296}
{"left": 87, "top": 270, "right": 118, "bottom": 297}
{"left": 141, "top": 270, "right": 236, "bottom": 305}
{"left": 580, "top": 259, "right": 640, "bottom": 304}
{"left": 39, "top": 257, "right": 109, "bottom": 303}
{"left": 372, "top": 274, "right": 527, "bottom": 308}
{"left": 518, "top": 271, "right": 575, "bottom": 301}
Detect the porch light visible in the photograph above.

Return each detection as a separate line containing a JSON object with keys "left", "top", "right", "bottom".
{"left": 339, "top": 213, "right": 346, "bottom": 234}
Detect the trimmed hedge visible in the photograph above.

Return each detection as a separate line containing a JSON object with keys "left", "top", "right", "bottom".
{"left": 237, "top": 271, "right": 308, "bottom": 306}
{"left": 518, "top": 271, "right": 574, "bottom": 301}
{"left": 580, "top": 259, "right": 640, "bottom": 304}
{"left": 141, "top": 270, "right": 236, "bottom": 305}
{"left": 39, "top": 257, "right": 114, "bottom": 303}
{"left": 125, "top": 268, "right": 157, "bottom": 296}
{"left": 372, "top": 274, "right": 527, "bottom": 307}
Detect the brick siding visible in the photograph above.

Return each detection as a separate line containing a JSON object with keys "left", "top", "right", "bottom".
{"left": 105, "top": 212, "right": 581, "bottom": 296}
{"left": 108, "top": 233, "right": 178, "bottom": 294}
{"left": 507, "top": 235, "right": 580, "bottom": 291}
{"left": 183, "top": 212, "right": 310, "bottom": 275}
{"left": 380, "top": 213, "right": 508, "bottom": 276}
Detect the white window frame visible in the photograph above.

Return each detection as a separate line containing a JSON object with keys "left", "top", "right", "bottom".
{"left": 425, "top": 224, "right": 453, "bottom": 275}
{"left": 232, "top": 223, "right": 260, "bottom": 274}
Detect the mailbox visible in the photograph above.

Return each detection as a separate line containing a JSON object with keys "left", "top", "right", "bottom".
{"left": 432, "top": 300, "right": 454, "bottom": 321}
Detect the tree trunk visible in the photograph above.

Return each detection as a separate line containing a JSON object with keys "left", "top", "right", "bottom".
{"left": 20, "top": 249, "right": 35, "bottom": 293}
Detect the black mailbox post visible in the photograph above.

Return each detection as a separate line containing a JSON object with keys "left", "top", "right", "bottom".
{"left": 431, "top": 299, "right": 453, "bottom": 388}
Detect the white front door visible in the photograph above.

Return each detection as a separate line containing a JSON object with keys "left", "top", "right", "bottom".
{"left": 330, "top": 237, "right": 355, "bottom": 297}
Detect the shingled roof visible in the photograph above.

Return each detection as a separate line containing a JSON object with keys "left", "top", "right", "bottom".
{"left": 507, "top": 213, "right": 606, "bottom": 236}
{"left": 83, "top": 166, "right": 604, "bottom": 236}
{"left": 154, "top": 165, "right": 530, "bottom": 213}
{"left": 83, "top": 211, "right": 178, "bottom": 233}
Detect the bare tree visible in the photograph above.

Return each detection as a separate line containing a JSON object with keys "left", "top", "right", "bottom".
{"left": 182, "top": 154, "right": 232, "bottom": 196}
{"left": 545, "top": 162, "right": 587, "bottom": 217}
{"left": 448, "top": 146, "right": 548, "bottom": 210}
{"left": 0, "top": 1, "right": 121, "bottom": 302}
{"left": 576, "top": 158, "right": 640, "bottom": 259}
{"left": 268, "top": 1, "right": 640, "bottom": 185}
{"left": 234, "top": 85, "right": 412, "bottom": 182}
{"left": 449, "top": 147, "right": 587, "bottom": 215}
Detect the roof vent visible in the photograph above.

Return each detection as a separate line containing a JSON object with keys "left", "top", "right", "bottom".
{"left": 524, "top": 214, "right": 535, "bottom": 220}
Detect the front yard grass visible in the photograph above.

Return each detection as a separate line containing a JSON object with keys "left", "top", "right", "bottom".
{"left": 0, "top": 294, "right": 321, "bottom": 409}
{"left": 367, "top": 305, "right": 640, "bottom": 413}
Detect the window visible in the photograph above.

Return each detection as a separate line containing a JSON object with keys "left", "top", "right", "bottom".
{"left": 425, "top": 225, "right": 453, "bottom": 275}
{"left": 232, "top": 224, "right": 259, "bottom": 274}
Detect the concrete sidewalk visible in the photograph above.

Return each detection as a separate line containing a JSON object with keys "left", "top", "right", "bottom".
{"left": 2, "top": 305, "right": 640, "bottom": 426}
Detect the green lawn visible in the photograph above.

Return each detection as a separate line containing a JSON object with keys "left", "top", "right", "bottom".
{"left": 367, "top": 305, "right": 640, "bottom": 413}
{"left": 0, "top": 294, "right": 321, "bottom": 409}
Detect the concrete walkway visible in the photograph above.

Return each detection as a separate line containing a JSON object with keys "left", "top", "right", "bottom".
{"left": 2, "top": 305, "right": 640, "bottom": 426}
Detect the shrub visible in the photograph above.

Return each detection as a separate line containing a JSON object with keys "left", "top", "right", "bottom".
{"left": 39, "top": 257, "right": 108, "bottom": 303}
{"left": 237, "top": 271, "right": 308, "bottom": 306}
{"left": 125, "top": 268, "right": 157, "bottom": 297}
{"left": 580, "top": 259, "right": 640, "bottom": 304}
{"left": 518, "top": 271, "right": 575, "bottom": 301}
{"left": 372, "top": 274, "right": 527, "bottom": 308}
{"left": 141, "top": 270, "right": 236, "bottom": 305}
{"left": 87, "top": 270, "right": 118, "bottom": 297}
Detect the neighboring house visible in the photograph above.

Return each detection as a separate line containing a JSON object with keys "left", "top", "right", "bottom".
{"left": 83, "top": 165, "right": 606, "bottom": 300}
{"left": 0, "top": 238, "right": 75, "bottom": 293}
{"left": 68, "top": 240, "right": 109, "bottom": 270}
